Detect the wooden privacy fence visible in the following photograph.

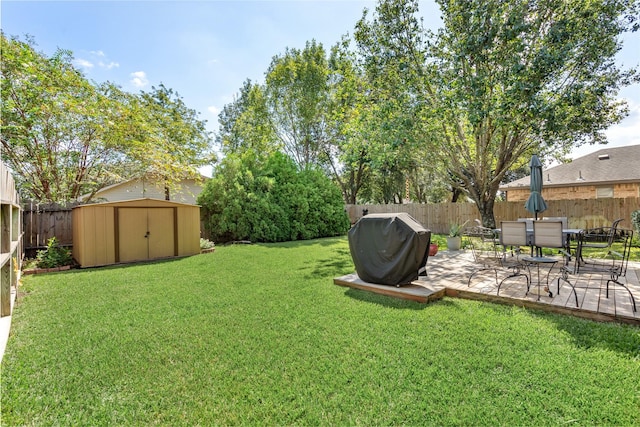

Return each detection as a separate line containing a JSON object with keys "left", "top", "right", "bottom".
{"left": 19, "top": 198, "right": 639, "bottom": 256}
{"left": 22, "top": 201, "right": 77, "bottom": 256}
{"left": 347, "top": 197, "right": 640, "bottom": 235}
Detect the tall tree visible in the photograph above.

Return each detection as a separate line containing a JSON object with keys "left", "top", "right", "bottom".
{"left": 1, "top": 34, "right": 214, "bottom": 203}
{"left": 216, "top": 79, "right": 278, "bottom": 158}
{"left": 265, "top": 40, "right": 331, "bottom": 169}
{"left": 219, "top": 43, "right": 373, "bottom": 204}
{"left": 353, "top": 1, "right": 444, "bottom": 204}
{"left": 1, "top": 34, "right": 129, "bottom": 202}
{"left": 131, "top": 84, "right": 215, "bottom": 199}
{"left": 324, "top": 39, "right": 372, "bottom": 204}
{"left": 354, "top": 0, "right": 638, "bottom": 226}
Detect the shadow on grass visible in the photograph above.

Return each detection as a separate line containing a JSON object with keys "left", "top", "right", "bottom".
{"left": 343, "top": 287, "right": 430, "bottom": 310}
{"left": 436, "top": 295, "right": 640, "bottom": 357}
{"left": 305, "top": 259, "right": 353, "bottom": 280}
{"left": 303, "top": 247, "right": 353, "bottom": 279}
{"left": 257, "top": 236, "right": 348, "bottom": 249}
{"left": 529, "top": 309, "right": 640, "bottom": 358}
{"left": 346, "top": 276, "right": 639, "bottom": 357}
{"left": 450, "top": 294, "right": 640, "bottom": 358}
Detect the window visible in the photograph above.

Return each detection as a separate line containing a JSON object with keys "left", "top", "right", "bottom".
{"left": 596, "top": 186, "right": 614, "bottom": 198}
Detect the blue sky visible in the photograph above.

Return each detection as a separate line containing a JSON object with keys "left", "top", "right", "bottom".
{"left": 2, "top": 0, "right": 639, "bottom": 169}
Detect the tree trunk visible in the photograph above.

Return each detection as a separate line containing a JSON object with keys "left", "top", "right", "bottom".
{"left": 476, "top": 197, "right": 497, "bottom": 229}
{"left": 451, "top": 187, "right": 464, "bottom": 203}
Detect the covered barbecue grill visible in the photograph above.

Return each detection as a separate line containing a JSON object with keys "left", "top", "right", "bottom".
{"left": 348, "top": 212, "right": 431, "bottom": 286}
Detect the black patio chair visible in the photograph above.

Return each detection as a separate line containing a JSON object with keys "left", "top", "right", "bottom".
{"left": 465, "top": 226, "right": 502, "bottom": 287}
{"left": 575, "top": 218, "right": 624, "bottom": 272}
{"left": 573, "top": 227, "right": 636, "bottom": 312}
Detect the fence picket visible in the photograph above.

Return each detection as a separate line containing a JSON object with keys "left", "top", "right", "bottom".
{"left": 347, "top": 197, "right": 640, "bottom": 234}
{"left": 20, "top": 198, "right": 639, "bottom": 257}
{"left": 22, "top": 201, "right": 76, "bottom": 256}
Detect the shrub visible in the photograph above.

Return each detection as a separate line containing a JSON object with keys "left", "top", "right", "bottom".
{"left": 631, "top": 210, "right": 640, "bottom": 234}
{"left": 198, "top": 152, "right": 350, "bottom": 243}
{"left": 200, "top": 238, "right": 215, "bottom": 250}
{"left": 36, "top": 237, "right": 72, "bottom": 268}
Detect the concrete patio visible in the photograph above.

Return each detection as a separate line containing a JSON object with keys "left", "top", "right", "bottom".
{"left": 335, "top": 249, "right": 640, "bottom": 325}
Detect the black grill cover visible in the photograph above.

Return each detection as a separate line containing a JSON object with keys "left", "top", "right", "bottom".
{"left": 348, "top": 213, "right": 431, "bottom": 286}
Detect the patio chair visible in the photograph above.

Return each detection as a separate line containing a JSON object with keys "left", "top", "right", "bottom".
{"left": 496, "top": 221, "right": 530, "bottom": 296}
{"left": 465, "top": 226, "right": 502, "bottom": 287}
{"left": 522, "top": 221, "right": 578, "bottom": 306}
{"left": 575, "top": 218, "right": 624, "bottom": 272}
{"left": 573, "top": 227, "right": 636, "bottom": 312}
{"left": 542, "top": 216, "right": 568, "bottom": 229}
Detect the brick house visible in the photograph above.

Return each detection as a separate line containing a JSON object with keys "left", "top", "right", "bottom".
{"left": 500, "top": 144, "right": 640, "bottom": 201}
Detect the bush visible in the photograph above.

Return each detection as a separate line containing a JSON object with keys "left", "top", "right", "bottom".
{"left": 631, "top": 210, "right": 640, "bottom": 234}
{"left": 199, "top": 238, "right": 215, "bottom": 250}
{"left": 36, "top": 237, "right": 72, "bottom": 268}
{"left": 198, "top": 152, "right": 350, "bottom": 243}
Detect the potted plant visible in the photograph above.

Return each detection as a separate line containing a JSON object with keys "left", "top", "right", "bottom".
{"left": 429, "top": 242, "right": 439, "bottom": 256}
{"left": 446, "top": 220, "right": 469, "bottom": 251}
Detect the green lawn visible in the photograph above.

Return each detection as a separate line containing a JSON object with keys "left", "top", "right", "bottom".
{"left": 2, "top": 237, "right": 639, "bottom": 425}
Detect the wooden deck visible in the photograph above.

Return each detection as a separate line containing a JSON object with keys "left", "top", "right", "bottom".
{"left": 334, "top": 250, "right": 640, "bottom": 325}
{"left": 334, "top": 274, "right": 446, "bottom": 303}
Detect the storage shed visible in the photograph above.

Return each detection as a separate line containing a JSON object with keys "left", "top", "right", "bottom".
{"left": 72, "top": 198, "right": 200, "bottom": 268}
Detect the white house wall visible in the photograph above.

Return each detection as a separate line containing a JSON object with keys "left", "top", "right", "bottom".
{"left": 94, "top": 178, "right": 203, "bottom": 204}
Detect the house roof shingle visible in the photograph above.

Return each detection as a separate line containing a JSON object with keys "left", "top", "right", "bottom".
{"left": 500, "top": 144, "right": 640, "bottom": 189}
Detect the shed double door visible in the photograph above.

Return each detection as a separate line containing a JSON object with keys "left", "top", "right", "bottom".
{"left": 117, "top": 208, "right": 176, "bottom": 263}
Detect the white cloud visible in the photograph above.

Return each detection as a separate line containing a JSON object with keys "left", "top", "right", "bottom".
{"left": 74, "top": 51, "right": 120, "bottom": 72}
{"left": 73, "top": 58, "right": 94, "bottom": 69}
{"left": 130, "top": 71, "right": 149, "bottom": 88}
{"left": 98, "top": 61, "right": 120, "bottom": 70}
{"left": 207, "top": 105, "right": 220, "bottom": 118}
{"left": 570, "top": 98, "right": 640, "bottom": 159}
{"left": 604, "top": 103, "right": 640, "bottom": 146}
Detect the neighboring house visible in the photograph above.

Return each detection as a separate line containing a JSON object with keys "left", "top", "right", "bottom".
{"left": 78, "top": 175, "right": 207, "bottom": 205}
{"left": 500, "top": 144, "right": 640, "bottom": 201}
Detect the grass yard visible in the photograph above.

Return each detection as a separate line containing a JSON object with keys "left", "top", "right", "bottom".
{"left": 2, "top": 237, "right": 639, "bottom": 425}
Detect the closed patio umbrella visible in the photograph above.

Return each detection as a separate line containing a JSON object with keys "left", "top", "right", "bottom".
{"left": 524, "top": 154, "right": 547, "bottom": 220}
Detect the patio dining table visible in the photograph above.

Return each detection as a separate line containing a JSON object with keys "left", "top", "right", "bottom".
{"left": 492, "top": 225, "right": 582, "bottom": 302}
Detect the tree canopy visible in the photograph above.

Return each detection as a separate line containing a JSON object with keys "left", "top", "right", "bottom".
{"left": 215, "top": 0, "right": 638, "bottom": 221}
{"left": 1, "top": 33, "right": 214, "bottom": 203}
{"left": 352, "top": 0, "right": 639, "bottom": 226}
{"left": 265, "top": 40, "right": 332, "bottom": 169}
